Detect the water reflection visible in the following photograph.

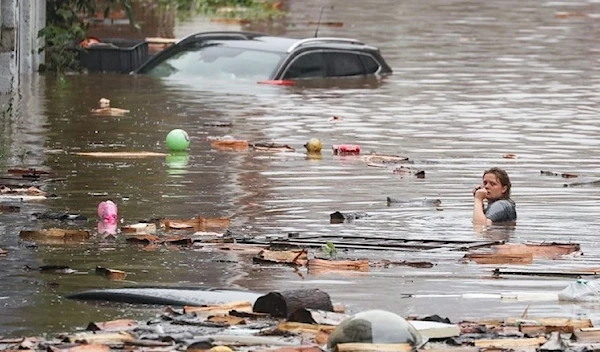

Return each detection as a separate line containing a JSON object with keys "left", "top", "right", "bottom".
{"left": 165, "top": 152, "right": 190, "bottom": 176}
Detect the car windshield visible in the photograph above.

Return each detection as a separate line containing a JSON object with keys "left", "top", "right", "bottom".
{"left": 146, "top": 44, "right": 285, "bottom": 81}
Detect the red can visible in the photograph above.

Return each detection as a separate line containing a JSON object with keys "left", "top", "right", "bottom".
{"left": 333, "top": 144, "right": 361, "bottom": 155}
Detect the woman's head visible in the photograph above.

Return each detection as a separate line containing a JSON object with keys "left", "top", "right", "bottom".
{"left": 482, "top": 167, "right": 511, "bottom": 200}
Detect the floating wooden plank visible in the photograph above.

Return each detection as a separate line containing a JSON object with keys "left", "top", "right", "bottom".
{"left": 19, "top": 228, "right": 90, "bottom": 243}
{"left": 573, "top": 327, "right": 600, "bottom": 342}
{"left": 308, "top": 258, "right": 369, "bottom": 271}
{"left": 253, "top": 249, "right": 308, "bottom": 266}
{"left": 540, "top": 170, "right": 578, "bottom": 178}
{"left": 184, "top": 301, "right": 253, "bottom": 315}
{"left": 336, "top": 343, "right": 413, "bottom": 352}
{"left": 493, "top": 268, "right": 600, "bottom": 278}
{"left": 251, "top": 143, "right": 295, "bottom": 152}
{"left": 492, "top": 243, "right": 580, "bottom": 258}
{"left": 361, "top": 154, "right": 410, "bottom": 164}
{"left": 276, "top": 322, "right": 336, "bottom": 334}
{"left": 75, "top": 151, "right": 167, "bottom": 158}
{"left": 505, "top": 317, "right": 592, "bottom": 333}
{"left": 474, "top": 336, "right": 546, "bottom": 348}
{"left": 251, "top": 236, "right": 502, "bottom": 252}
{"left": 161, "top": 217, "right": 230, "bottom": 231}
{"left": 462, "top": 252, "right": 533, "bottom": 265}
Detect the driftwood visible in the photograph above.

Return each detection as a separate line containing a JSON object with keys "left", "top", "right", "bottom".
{"left": 564, "top": 179, "right": 600, "bottom": 187}
{"left": 462, "top": 252, "right": 533, "bottom": 265}
{"left": 330, "top": 211, "right": 369, "bottom": 224}
{"left": 87, "top": 319, "right": 137, "bottom": 332}
{"left": 308, "top": 259, "right": 369, "bottom": 272}
{"left": 251, "top": 143, "right": 295, "bottom": 152}
{"left": 253, "top": 249, "right": 308, "bottom": 266}
{"left": 491, "top": 243, "right": 580, "bottom": 258}
{"left": 253, "top": 289, "right": 334, "bottom": 318}
{"left": 540, "top": 170, "right": 578, "bottom": 178}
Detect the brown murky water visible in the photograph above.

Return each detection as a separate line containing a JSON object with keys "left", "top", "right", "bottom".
{"left": 2, "top": 0, "right": 600, "bottom": 337}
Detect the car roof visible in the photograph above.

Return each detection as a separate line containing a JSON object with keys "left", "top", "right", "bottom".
{"left": 175, "top": 31, "right": 380, "bottom": 54}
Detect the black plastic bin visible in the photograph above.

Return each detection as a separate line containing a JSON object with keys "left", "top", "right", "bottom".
{"left": 79, "top": 38, "right": 149, "bottom": 73}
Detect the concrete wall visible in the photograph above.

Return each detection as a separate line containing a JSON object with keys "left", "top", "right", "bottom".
{"left": 0, "top": 0, "right": 45, "bottom": 95}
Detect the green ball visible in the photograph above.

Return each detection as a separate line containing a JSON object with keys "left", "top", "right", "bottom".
{"left": 166, "top": 129, "right": 190, "bottom": 151}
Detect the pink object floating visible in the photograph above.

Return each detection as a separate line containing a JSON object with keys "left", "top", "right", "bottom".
{"left": 97, "top": 200, "right": 118, "bottom": 225}
{"left": 333, "top": 144, "right": 361, "bottom": 155}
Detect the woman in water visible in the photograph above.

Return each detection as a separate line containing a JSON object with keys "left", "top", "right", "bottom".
{"left": 473, "top": 167, "right": 516, "bottom": 225}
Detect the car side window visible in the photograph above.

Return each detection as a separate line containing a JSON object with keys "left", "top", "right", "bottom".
{"left": 359, "top": 55, "right": 380, "bottom": 74}
{"left": 323, "top": 52, "right": 364, "bottom": 77}
{"left": 283, "top": 53, "right": 327, "bottom": 79}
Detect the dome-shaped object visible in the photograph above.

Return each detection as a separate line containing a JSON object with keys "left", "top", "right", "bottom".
{"left": 327, "top": 309, "right": 427, "bottom": 351}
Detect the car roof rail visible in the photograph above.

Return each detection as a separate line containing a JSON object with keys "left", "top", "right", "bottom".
{"left": 177, "top": 31, "right": 267, "bottom": 45}
{"left": 287, "top": 37, "right": 365, "bottom": 52}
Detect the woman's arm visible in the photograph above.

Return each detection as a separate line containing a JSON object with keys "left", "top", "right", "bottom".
{"left": 473, "top": 189, "right": 492, "bottom": 225}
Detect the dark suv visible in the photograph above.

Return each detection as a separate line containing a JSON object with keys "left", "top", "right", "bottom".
{"left": 135, "top": 31, "right": 392, "bottom": 83}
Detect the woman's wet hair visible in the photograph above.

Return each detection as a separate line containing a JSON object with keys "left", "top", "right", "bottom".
{"left": 483, "top": 167, "right": 511, "bottom": 198}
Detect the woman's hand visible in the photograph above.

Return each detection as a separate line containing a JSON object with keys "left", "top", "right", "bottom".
{"left": 473, "top": 186, "right": 488, "bottom": 200}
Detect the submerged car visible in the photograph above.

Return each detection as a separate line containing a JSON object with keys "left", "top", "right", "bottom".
{"left": 135, "top": 31, "right": 392, "bottom": 84}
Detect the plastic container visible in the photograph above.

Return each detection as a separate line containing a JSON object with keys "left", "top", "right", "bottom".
{"left": 79, "top": 38, "right": 149, "bottom": 73}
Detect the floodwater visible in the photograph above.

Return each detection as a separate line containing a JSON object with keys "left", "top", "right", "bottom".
{"left": 1, "top": 0, "right": 600, "bottom": 337}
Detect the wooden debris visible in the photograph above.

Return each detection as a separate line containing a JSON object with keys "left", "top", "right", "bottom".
{"left": 251, "top": 143, "right": 295, "bottom": 152}
{"left": 19, "top": 228, "right": 90, "bottom": 243}
{"left": 564, "top": 179, "right": 600, "bottom": 187}
{"left": 254, "top": 347, "right": 322, "bottom": 352}
{"left": 491, "top": 243, "right": 580, "bottom": 259}
{"left": 0, "top": 248, "right": 6, "bottom": 256}
{"left": 74, "top": 151, "right": 167, "bottom": 158}
{"left": 203, "top": 121, "right": 233, "bottom": 127}
{"left": 505, "top": 317, "right": 592, "bottom": 333}
{"left": 87, "top": 319, "right": 137, "bottom": 332}
{"left": 95, "top": 266, "right": 127, "bottom": 280}
{"left": 336, "top": 343, "right": 412, "bottom": 352}
{"left": 307, "top": 21, "right": 344, "bottom": 27}
{"left": 492, "top": 268, "right": 600, "bottom": 278}
{"left": 161, "top": 217, "right": 230, "bottom": 231}
{"left": 253, "top": 249, "right": 308, "bottom": 266}
{"left": 253, "top": 289, "right": 334, "bottom": 318}
{"left": 124, "top": 234, "right": 160, "bottom": 244}
{"left": 121, "top": 223, "right": 156, "bottom": 234}
{"left": 184, "top": 301, "right": 253, "bottom": 315}
{"left": 474, "top": 336, "right": 546, "bottom": 348}
{"left": 462, "top": 252, "right": 533, "bottom": 265}
{"left": 276, "top": 321, "right": 336, "bottom": 334}
{"left": 65, "top": 331, "right": 136, "bottom": 344}
{"left": 35, "top": 265, "right": 76, "bottom": 274}
{"left": 7, "top": 168, "right": 52, "bottom": 176}
{"left": 207, "top": 315, "right": 246, "bottom": 326}
{"left": 48, "top": 344, "right": 111, "bottom": 352}
{"left": 372, "top": 260, "right": 434, "bottom": 268}
{"left": 540, "top": 170, "right": 578, "bottom": 178}
{"left": 0, "top": 185, "right": 46, "bottom": 196}
{"left": 572, "top": 327, "right": 600, "bottom": 342}
{"left": 502, "top": 153, "right": 518, "bottom": 159}
{"left": 308, "top": 258, "right": 369, "bottom": 271}
{"left": 210, "top": 139, "right": 249, "bottom": 151}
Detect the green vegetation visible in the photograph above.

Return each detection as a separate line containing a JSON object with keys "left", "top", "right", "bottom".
{"left": 39, "top": 0, "right": 284, "bottom": 73}
{"left": 322, "top": 241, "right": 338, "bottom": 259}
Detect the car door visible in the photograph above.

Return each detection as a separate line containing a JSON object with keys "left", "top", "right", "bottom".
{"left": 281, "top": 52, "right": 327, "bottom": 79}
